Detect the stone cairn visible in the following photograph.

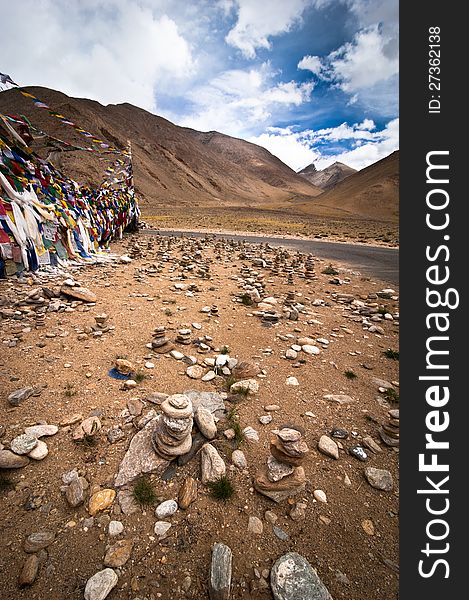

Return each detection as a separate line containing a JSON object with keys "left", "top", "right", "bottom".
{"left": 304, "top": 255, "right": 315, "bottom": 280}
{"left": 210, "top": 305, "right": 219, "bottom": 317}
{"left": 152, "top": 394, "right": 194, "bottom": 460}
{"left": 35, "top": 309, "right": 46, "bottom": 328}
{"left": 379, "top": 409, "right": 399, "bottom": 447}
{"left": 254, "top": 426, "right": 309, "bottom": 502}
{"left": 151, "top": 325, "right": 174, "bottom": 354}
{"left": 175, "top": 328, "right": 192, "bottom": 345}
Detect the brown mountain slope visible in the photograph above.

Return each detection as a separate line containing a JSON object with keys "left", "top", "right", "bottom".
{"left": 296, "top": 151, "right": 399, "bottom": 222}
{"left": 0, "top": 87, "right": 320, "bottom": 210}
{"left": 298, "top": 161, "right": 357, "bottom": 190}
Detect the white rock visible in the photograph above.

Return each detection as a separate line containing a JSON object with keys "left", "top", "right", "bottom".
{"left": 154, "top": 521, "right": 172, "bottom": 540}
{"left": 202, "top": 371, "right": 216, "bottom": 382}
{"left": 201, "top": 444, "right": 226, "bottom": 484}
{"left": 170, "top": 350, "right": 185, "bottom": 360}
{"left": 155, "top": 500, "right": 178, "bottom": 519}
{"left": 285, "top": 349, "right": 298, "bottom": 360}
{"left": 145, "top": 362, "right": 155, "bottom": 369}
{"left": 108, "top": 521, "right": 124, "bottom": 536}
{"left": 230, "top": 379, "right": 259, "bottom": 395}
{"left": 314, "top": 489, "right": 328, "bottom": 503}
{"left": 302, "top": 345, "right": 320, "bottom": 355}
{"left": 231, "top": 450, "right": 247, "bottom": 469}
{"left": 285, "top": 377, "right": 299, "bottom": 386}
{"left": 84, "top": 568, "right": 118, "bottom": 600}
{"left": 259, "top": 415, "right": 273, "bottom": 425}
{"left": 242, "top": 426, "right": 259, "bottom": 443}
{"left": 186, "top": 365, "right": 204, "bottom": 379}
{"left": 27, "top": 439, "right": 48, "bottom": 460}
{"left": 318, "top": 435, "right": 339, "bottom": 460}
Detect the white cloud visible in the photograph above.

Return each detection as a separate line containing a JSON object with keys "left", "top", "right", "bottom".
{"left": 298, "top": 55, "right": 323, "bottom": 75}
{"left": 166, "top": 64, "right": 313, "bottom": 136}
{"left": 248, "top": 118, "right": 399, "bottom": 171}
{"left": 0, "top": 1, "right": 195, "bottom": 112}
{"left": 225, "top": 0, "right": 310, "bottom": 58}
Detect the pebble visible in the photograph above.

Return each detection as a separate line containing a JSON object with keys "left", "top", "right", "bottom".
{"left": 285, "top": 376, "right": 299, "bottom": 386}
{"left": 103, "top": 539, "right": 133, "bottom": 568}
{"left": 154, "top": 521, "right": 172, "bottom": 539}
{"left": 18, "top": 554, "right": 40, "bottom": 587}
{"left": 10, "top": 434, "right": 38, "bottom": 455}
{"left": 170, "top": 350, "right": 185, "bottom": 360}
{"left": 364, "top": 467, "right": 394, "bottom": 491}
{"left": 209, "top": 543, "right": 232, "bottom": 600}
{"left": 248, "top": 516, "right": 263, "bottom": 534}
{"left": 302, "top": 344, "right": 320, "bottom": 355}
{"left": 273, "top": 526, "right": 289, "bottom": 541}
{"left": 155, "top": 499, "right": 178, "bottom": 519}
{"left": 8, "top": 387, "right": 34, "bottom": 406}
{"left": 285, "top": 349, "right": 298, "bottom": 360}
{"left": 201, "top": 444, "right": 226, "bottom": 483}
{"left": 186, "top": 365, "right": 204, "bottom": 379}
{"left": 24, "top": 531, "right": 56, "bottom": 553}
{"left": 264, "top": 510, "right": 278, "bottom": 525}
{"left": 195, "top": 406, "right": 217, "bottom": 439}
{"left": 313, "top": 489, "right": 327, "bottom": 503}
{"left": 318, "top": 435, "right": 339, "bottom": 460}
{"left": 107, "top": 427, "right": 125, "bottom": 444}
{"left": 231, "top": 449, "right": 247, "bottom": 469}
{"left": 349, "top": 446, "right": 368, "bottom": 461}
{"left": 323, "top": 394, "right": 353, "bottom": 404}
{"left": 270, "top": 552, "right": 332, "bottom": 600}
{"left": 265, "top": 404, "right": 280, "bottom": 411}
{"left": 242, "top": 426, "right": 259, "bottom": 443}
{"left": 27, "top": 439, "right": 48, "bottom": 460}
{"left": 0, "top": 449, "right": 30, "bottom": 468}
{"left": 84, "top": 568, "right": 118, "bottom": 600}
{"left": 259, "top": 415, "right": 273, "bottom": 425}
{"left": 108, "top": 521, "right": 124, "bottom": 536}
{"left": 24, "top": 424, "right": 58, "bottom": 438}
{"left": 202, "top": 370, "right": 216, "bottom": 382}
{"left": 145, "top": 362, "right": 155, "bottom": 369}
{"left": 230, "top": 379, "right": 259, "bottom": 395}
{"left": 178, "top": 476, "right": 198, "bottom": 509}
{"left": 66, "top": 477, "right": 88, "bottom": 507}
{"left": 89, "top": 489, "right": 116, "bottom": 516}
{"left": 362, "top": 519, "right": 375, "bottom": 536}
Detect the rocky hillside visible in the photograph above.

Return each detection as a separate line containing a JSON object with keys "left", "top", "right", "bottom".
{"left": 297, "top": 151, "right": 399, "bottom": 222}
{"left": 0, "top": 87, "right": 321, "bottom": 210}
{"left": 298, "top": 161, "right": 357, "bottom": 190}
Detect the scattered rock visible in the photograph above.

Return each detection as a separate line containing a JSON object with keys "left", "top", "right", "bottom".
{"left": 154, "top": 521, "right": 172, "bottom": 540}
{"left": 117, "top": 489, "right": 140, "bottom": 515}
{"left": 285, "top": 377, "right": 299, "bottom": 386}
{"left": 155, "top": 499, "right": 178, "bottom": 519}
{"left": 84, "top": 568, "right": 118, "bottom": 600}
{"left": 318, "top": 435, "right": 339, "bottom": 460}
{"left": 103, "top": 539, "right": 133, "bottom": 568}
{"left": 88, "top": 489, "right": 116, "bottom": 516}
{"left": 247, "top": 516, "right": 263, "bottom": 535}
{"left": 362, "top": 519, "right": 375, "bottom": 536}
{"left": 186, "top": 365, "right": 204, "bottom": 379}
{"left": 18, "top": 554, "right": 40, "bottom": 587}
{"left": 178, "top": 477, "right": 198, "bottom": 509}
{"left": 8, "top": 387, "right": 34, "bottom": 406}
{"left": 0, "top": 449, "right": 30, "bottom": 469}
{"left": 66, "top": 477, "right": 87, "bottom": 507}
{"left": 231, "top": 450, "right": 247, "bottom": 469}
{"left": 230, "top": 379, "right": 259, "bottom": 395}
{"left": 195, "top": 406, "right": 217, "bottom": 439}
{"left": 10, "top": 434, "right": 38, "bottom": 455}
{"left": 27, "top": 440, "right": 48, "bottom": 460}
{"left": 270, "top": 552, "right": 332, "bottom": 600}
{"left": 201, "top": 444, "right": 226, "bottom": 484}
{"left": 108, "top": 521, "right": 124, "bottom": 537}
{"left": 364, "top": 467, "right": 394, "bottom": 491}
{"left": 61, "top": 286, "right": 97, "bottom": 303}
{"left": 24, "top": 424, "right": 58, "bottom": 438}
{"left": 323, "top": 394, "right": 353, "bottom": 405}
{"left": 24, "top": 531, "right": 55, "bottom": 553}
{"left": 209, "top": 542, "right": 232, "bottom": 600}
{"left": 273, "top": 526, "right": 289, "bottom": 541}
{"left": 313, "top": 490, "right": 327, "bottom": 503}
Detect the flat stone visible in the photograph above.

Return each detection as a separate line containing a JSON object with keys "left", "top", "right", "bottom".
{"left": 10, "top": 434, "right": 38, "bottom": 455}
{"left": 27, "top": 439, "right": 48, "bottom": 460}
{"left": 8, "top": 387, "right": 34, "bottom": 406}
{"left": 302, "top": 345, "right": 320, "bottom": 355}
{"left": 231, "top": 450, "right": 247, "bottom": 469}
{"left": 202, "top": 370, "right": 216, "bottom": 382}
{"left": 66, "top": 477, "right": 87, "bottom": 507}
{"left": 313, "top": 489, "right": 327, "bottom": 503}
{"left": 184, "top": 390, "right": 225, "bottom": 417}
{"left": 254, "top": 466, "right": 306, "bottom": 503}
{"left": 24, "top": 424, "right": 58, "bottom": 438}
{"left": 170, "top": 350, "right": 185, "bottom": 360}
{"left": 285, "top": 349, "right": 298, "bottom": 360}
{"left": 242, "top": 426, "right": 259, "bottom": 443}
{"left": 61, "top": 286, "right": 97, "bottom": 303}
{"left": 177, "top": 431, "right": 206, "bottom": 466}
{"left": 265, "top": 404, "right": 281, "bottom": 411}
{"left": 267, "top": 455, "right": 295, "bottom": 482}
{"left": 201, "top": 444, "right": 226, "bottom": 484}
{"left": 209, "top": 542, "right": 232, "bottom": 600}
{"left": 88, "top": 489, "right": 116, "bottom": 516}
{"left": 18, "top": 554, "right": 40, "bottom": 587}
{"left": 115, "top": 418, "right": 169, "bottom": 486}
{"left": 155, "top": 499, "right": 178, "bottom": 519}
{"left": 276, "top": 429, "right": 302, "bottom": 443}
{"left": 270, "top": 552, "right": 332, "bottom": 600}
{"left": 117, "top": 489, "right": 139, "bottom": 515}
{"left": 230, "top": 379, "right": 259, "bottom": 395}
{"left": 248, "top": 516, "right": 263, "bottom": 535}
{"left": 108, "top": 521, "right": 124, "bottom": 536}
{"left": 154, "top": 521, "right": 172, "bottom": 540}
{"left": 24, "top": 531, "right": 55, "bottom": 553}
{"left": 273, "top": 526, "right": 289, "bottom": 541}
{"left": 364, "top": 467, "right": 394, "bottom": 491}
{"left": 127, "top": 398, "right": 144, "bottom": 416}
{"left": 318, "top": 435, "right": 339, "bottom": 460}
{"left": 84, "top": 568, "right": 118, "bottom": 600}
{"left": 195, "top": 406, "right": 217, "bottom": 439}
{"left": 104, "top": 539, "right": 133, "bottom": 568}
{"left": 259, "top": 415, "right": 273, "bottom": 425}
{"left": 362, "top": 436, "right": 382, "bottom": 454}
{"left": 186, "top": 365, "right": 204, "bottom": 379}
{"left": 178, "top": 476, "right": 198, "bottom": 509}
{"left": 290, "top": 502, "right": 307, "bottom": 521}
{"left": 60, "top": 413, "right": 83, "bottom": 426}
{"left": 323, "top": 394, "right": 353, "bottom": 404}
{"left": 0, "top": 449, "right": 30, "bottom": 468}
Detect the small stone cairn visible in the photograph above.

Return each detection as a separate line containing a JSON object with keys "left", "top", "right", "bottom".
{"left": 152, "top": 394, "right": 193, "bottom": 460}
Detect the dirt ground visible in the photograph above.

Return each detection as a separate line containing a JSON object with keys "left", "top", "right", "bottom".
{"left": 0, "top": 230, "right": 399, "bottom": 600}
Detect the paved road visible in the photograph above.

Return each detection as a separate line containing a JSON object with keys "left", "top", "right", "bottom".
{"left": 145, "top": 229, "right": 399, "bottom": 286}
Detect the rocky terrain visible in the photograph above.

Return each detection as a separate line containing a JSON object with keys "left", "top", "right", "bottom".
{"left": 297, "top": 162, "right": 357, "bottom": 191}
{"left": 1, "top": 231, "right": 399, "bottom": 600}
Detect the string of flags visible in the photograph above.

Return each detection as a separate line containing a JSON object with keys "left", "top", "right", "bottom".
{"left": 0, "top": 71, "right": 140, "bottom": 278}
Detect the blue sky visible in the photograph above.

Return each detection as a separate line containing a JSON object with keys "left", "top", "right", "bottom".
{"left": 1, "top": 0, "right": 398, "bottom": 171}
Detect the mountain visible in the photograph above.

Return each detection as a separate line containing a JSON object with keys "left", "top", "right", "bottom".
{"left": 296, "top": 151, "right": 399, "bottom": 222}
{"left": 298, "top": 161, "right": 357, "bottom": 190}
{"left": 0, "top": 87, "right": 321, "bottom": 210}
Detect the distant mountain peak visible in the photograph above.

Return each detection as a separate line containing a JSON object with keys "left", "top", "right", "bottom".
{"left": 298, "top": 160, "right": 357, "bottom": 191}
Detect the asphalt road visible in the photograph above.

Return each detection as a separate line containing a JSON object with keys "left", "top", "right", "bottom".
{"left": 145, "top": 229, "right": 399, "bottom": 286}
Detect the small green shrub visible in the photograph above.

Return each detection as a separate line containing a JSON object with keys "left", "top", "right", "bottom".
{"left": 322, "top": 264, "right": 339, "bottom": 275}
{"left": 384, "top": 388, "right": 399, "bottom": 404}
{"left": 133, "top": 476, "right": 157, "bottom": 506}
{"left": 240, "top": 293, "right": 254, "bottom": 306}
{"left": 383, "top": 348, "right": 399, "bottom": 360}
{"left": 207, "top": 475, "right": 235, "bottom": 500}
{"left": 344, "top": 370, "right": 357, "bottom": 380}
